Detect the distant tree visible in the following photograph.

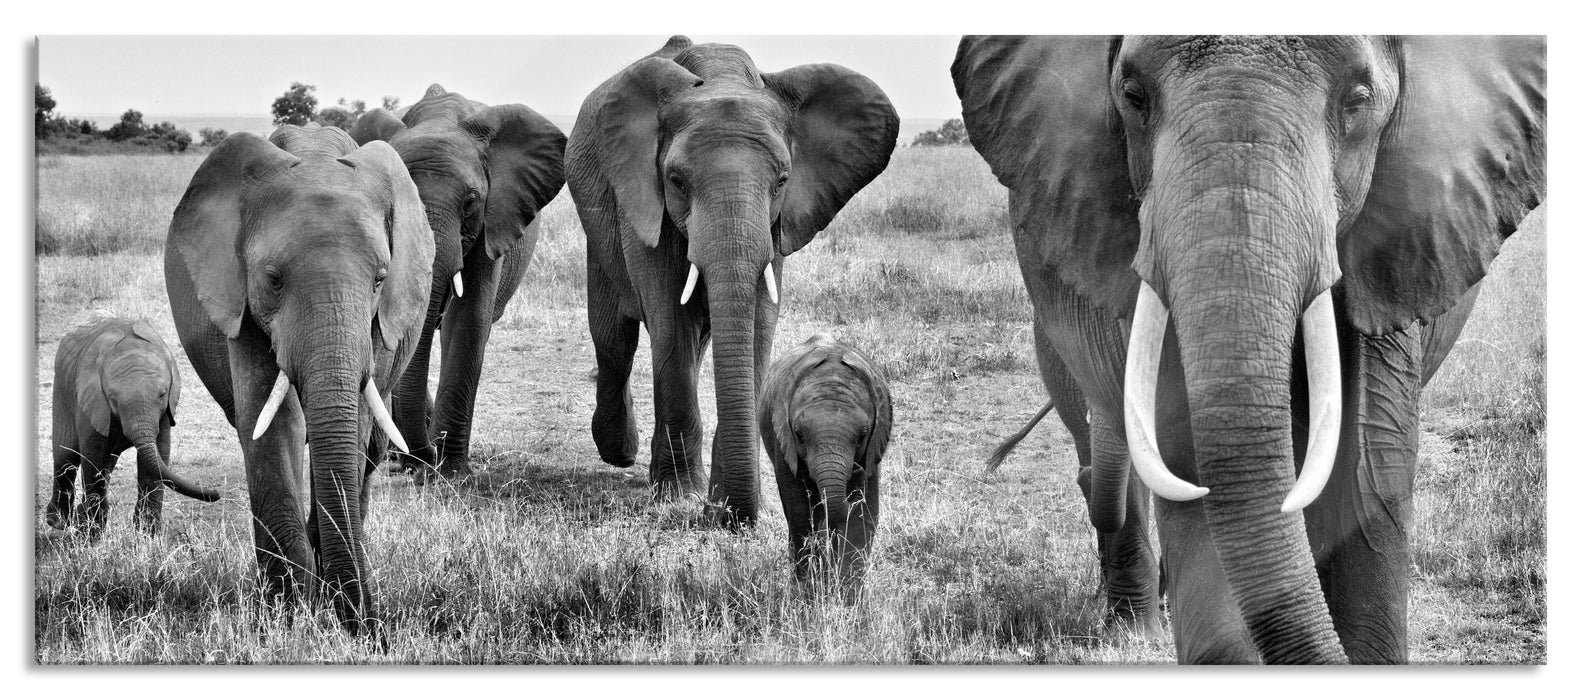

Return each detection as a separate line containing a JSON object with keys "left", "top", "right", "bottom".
{"left": 35, "top": 84, "right": 57, "bottom": 139}
{"left": 140, "top": 121, "right": 193, "bottom": 152}
{"left": 910, "top": 118, "right": 969, "bottom": 147}
{"left": 105, "top": 109, "right": 148, "bottom": 141}
{"left": 199, "top": 127, "right": 230, "bottom": 147}
{"left": 315, "top": 97, "right": 367, "bottom": 131}
{"left": 271, "top": 82, "right": 318, "bottom": 126}
{"left": 381, "top": 95, "right": 401, "bottom": 112}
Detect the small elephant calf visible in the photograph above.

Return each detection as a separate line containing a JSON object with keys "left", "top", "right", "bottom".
{"left": 760, "top": 333, "right": 893, "bottom": 594}
{"left": 49, "top": 314, "right": 220, "bottom": 538}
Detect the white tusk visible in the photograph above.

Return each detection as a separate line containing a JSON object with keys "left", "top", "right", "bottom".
{"left": 679, "top": 263, "right": 700, "bottom": 305}
{"left": 452, "top": 272, "right": 464, "bottom": 298}
{"left": 1123, "top": 282, "right": 1210, "bottom": 502}
{"left": 763, "top": 264, "right": 779, "bottom": 304}
{"left": 251, "top": 371, "right": 293, "bottom": 440}
{"left": 1282, "top": 289, "right": 1342, "bottom": 513}
{"left": 363, "top": 380, "right": 409, "bottom": 453}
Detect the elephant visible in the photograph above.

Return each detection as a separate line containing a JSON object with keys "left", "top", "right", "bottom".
{"left": 954, "top": 36, "right": 1545, "bottom": 663}
{"left": 164, "top": 124, "right": 434, "bottom": 636}
{"left": 760, "top": 333, "right": 893, "bottom": 594}
{"left": 47, "top": 313, "right": 221, "bottom": 539}
{"left": 567, "top": 35, "right": 899, "bottom": 524}
{"left": 350, "top": 85, "right": 566, "bottom": 481}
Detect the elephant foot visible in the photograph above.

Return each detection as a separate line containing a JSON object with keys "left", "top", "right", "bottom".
{"left": 45, "top": 504, "right": 71, "bottom": 530}
{"left": 1103, "top": 610, "right": 1167, "bottom": 643}
{"left": 601, "top": 454, "right": 636, "bottom": 468}
{"left": 701, "top": 500, "right": 757, "bottom": 530}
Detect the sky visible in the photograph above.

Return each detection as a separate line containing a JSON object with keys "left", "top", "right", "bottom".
{"left": 38, "top": 35, "right": 965, "bottom": 121}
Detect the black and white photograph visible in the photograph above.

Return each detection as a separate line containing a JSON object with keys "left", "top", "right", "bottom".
{"left": 14, "top": 7, "right": 1557, "bottom": 676}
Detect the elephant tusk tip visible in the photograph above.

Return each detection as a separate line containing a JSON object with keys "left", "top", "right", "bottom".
{"left": 1279, "top": 490, "right": 1314, "bottom": 514}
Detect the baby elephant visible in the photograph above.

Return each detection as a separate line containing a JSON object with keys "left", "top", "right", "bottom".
{"left": 760, "top": 333, "right": 893, "bottom": 594}
{"left": 49, "top": 314, "right": 220, "bottom": 538}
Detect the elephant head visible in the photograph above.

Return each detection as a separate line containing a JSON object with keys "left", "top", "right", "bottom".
{"left": 955, "top": 36, "right": 1544, "bottom": 662}
{"left": 761, "top": 333, "right": 893, "bottom": 586}
{"left": 164, "top": 124, "right": 434, "bottom": 633}
{"left": 352, "top": 85, "right": 564, "bottom": 307}
{"left": 576, "top": 37, "right": 898, "bottom": 521}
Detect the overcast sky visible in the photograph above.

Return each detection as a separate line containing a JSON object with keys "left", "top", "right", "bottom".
{"left": 38, "top": 35, "right": 965, "bottom": 120}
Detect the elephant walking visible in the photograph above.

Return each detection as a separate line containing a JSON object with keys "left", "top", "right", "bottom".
{"left": 955, "top": 36, "right": 1544, "bottom": 663}
{"left": 165, "top": 125, "right": 435, "bottom": 636}
{"left": 351, "top": 85, "right": 566, "bottom": 481}
{"left": 567, "top": 36, "right": 898, "bottom": 523}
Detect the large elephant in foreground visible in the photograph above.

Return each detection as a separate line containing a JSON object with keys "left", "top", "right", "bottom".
{"left": 567, "top": 36, "right": 898, "bottom": 523}
{"left": 955, "top": 36, "right": 1545, "bottom": 663}
{"left": 351, "top": 85, "right": 566, "bottom": 480}
{"left": 165, "top": 125, "right": 434, "bottom": 635}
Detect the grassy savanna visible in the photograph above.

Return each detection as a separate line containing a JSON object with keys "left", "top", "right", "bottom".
{"left": 33, "top": 147, "right": 1545, "bottom": 663}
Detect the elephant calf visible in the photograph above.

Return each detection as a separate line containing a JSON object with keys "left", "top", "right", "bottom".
{"left": 760, "top": 333, "right": 893, "bottom": 595}
{"left": 48, "top": 313, "right": 220, "bottom": 538}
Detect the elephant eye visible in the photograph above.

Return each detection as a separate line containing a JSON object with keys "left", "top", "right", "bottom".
{"left": 1340, "top": 84, "right": 1373, "bottom": 134}
{"left": 374, "top": 266, "right": 388, "bottom": 288}
{"left": 264, "top": 265, "right": 284, "bottom": 291}
{"left": 465, "top": 189, "right": 480, "bottom": 205}
{"left": 1121, "top": 78, "right": 1148, "bottom": 116}
{"left": 774, "top": 172, "right": 789, "bottom": 196}
{"left": 668, "top": 171, "right": 687, "bottom": 194}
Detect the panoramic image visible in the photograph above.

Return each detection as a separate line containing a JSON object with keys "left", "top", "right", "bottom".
{"left": 31, "top": 34, "right": 1545, "bottom": 665}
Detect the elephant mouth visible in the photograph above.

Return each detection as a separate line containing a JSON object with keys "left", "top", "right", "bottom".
{"left": 1121, "top": 281, "right": 1343, "bottom": 512}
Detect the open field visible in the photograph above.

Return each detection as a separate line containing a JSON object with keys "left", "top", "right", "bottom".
{"left": 32, "top": 147, "right": 1545, "bottom": 663}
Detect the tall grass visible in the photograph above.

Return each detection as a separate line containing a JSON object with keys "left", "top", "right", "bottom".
{"left": 33, "top": 146, "right": 1545, "bottom": 663}
{"left": 35, "top": 153, "right": 204, "bottom": 256}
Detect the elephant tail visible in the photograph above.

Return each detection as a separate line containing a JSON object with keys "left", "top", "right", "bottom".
{"left": 135, "top": 442, "right": 222, "bottom": 502}
{"left": 984, "top": 399, "right": 1055, "bottom": 473}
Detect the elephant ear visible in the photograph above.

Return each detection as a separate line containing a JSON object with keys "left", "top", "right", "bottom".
{"left": 460, "top": 104, "right": 568, "bottom": 260}
{"left": 340, "top": 140, "right": 436, "bottom": 352}
{"left": 1339, "top": 36, "right": 1546, "bottom": 336}
{"left": 74, "top": 322, "right": 120, "bottom": 436}
{"left": 953, "top": 36, "right": 1141, "bottom": 318}
{"left": 350, "top": 108, "right": 407, "bottom": 145}
{"left": 839, "top": 345, "right": 892, "bottom": 477}
{"left": 594, "top": 57, "right": 703, "bottom": 248}
{"left": 167, "top": 132, "right": 298, "bottom": 340}
{"left": 762, "top": 64, "right": 899, "bottom": 257}
{"left": 127, "top": 319, "right": 180, "bottom": 425}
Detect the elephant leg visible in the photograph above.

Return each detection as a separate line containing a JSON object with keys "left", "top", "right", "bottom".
{"left": 1304, "top": 320, "right": 1422, "bottom": 664}
{"left": 588, "top": 267, "right": 642, "bottom": 468}
{"left": 774, "top": 461, "right": 816, "bottom": 583}
{"left": 76, "top": 432, "right": 118, "bottom": 541}
{"left": 431, "top": 244, "right": 504, "bottom": 478}
{"left": 132, "top": 430, "right": 171, "bottom": 535}
{"left": 1080, "top": 410, "right": 1163, "bottom": 639}
{"left": 48, "top": 439, "right": 80, "bottom": 530}
{"left": 647, "top": 314, "right": 708, "bottom": 500}
{"left": 1156, "top": 497, "right": 1260, "bottom": 663}
{"left": 394, "top": 314, "right": 438, "bottom": 478}
{"left": 841, "top": 471, "right": 880, "bottom": 601}
{"left": 229, "top": 326, "right": 313, "bottom": 604}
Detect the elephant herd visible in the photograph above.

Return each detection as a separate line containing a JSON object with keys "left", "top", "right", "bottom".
{"left": 43, "top": 36, "right": 1545, "bottom": 665}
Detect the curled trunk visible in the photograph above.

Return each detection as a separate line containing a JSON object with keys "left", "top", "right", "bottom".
{"left": 134, "top": 440, "right": 220, "bottom": 502}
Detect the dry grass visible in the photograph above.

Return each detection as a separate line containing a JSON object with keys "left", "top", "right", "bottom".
{"left": 33, "top": 146, "right": 1545, "bottom": 664}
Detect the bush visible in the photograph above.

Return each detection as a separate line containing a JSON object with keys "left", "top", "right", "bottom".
{"left": 911, "top": 118, "right": 969, "bottom": 148}
{"left": 198, "top": 128, "right": 229, "bottom": 147}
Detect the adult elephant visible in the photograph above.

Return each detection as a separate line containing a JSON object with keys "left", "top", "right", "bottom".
{"left": 165, "top": 124, "right": 434, "bottom": 636}
{"left": 351, "top": 85, "right": 566, "bottom": 480}
{"left": 567, "top": 36, "right": 898, "bottom": 523}
{"left": 954, "top": 36, "right": 1545, "bottom": 663}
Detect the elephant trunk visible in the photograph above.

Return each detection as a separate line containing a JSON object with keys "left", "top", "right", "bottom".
{"left": 1136, "top": 121, "right": 1347, "bottom": 661}
{"left": 294, "top": 306, "right": 379, "bottom": 634}
{"left": 134, "top": 439, "right": 220, "bottom": 502}
{"left": 809, "top": 441, "right": 858, "bottom": 575}
{"left": 703, "top": 258, "right": 765, "bottom": 524}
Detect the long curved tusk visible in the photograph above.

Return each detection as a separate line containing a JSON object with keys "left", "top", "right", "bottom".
{"left": 363, "top": 380, "right": 409, "bottom": 453}
{"left": 452, "top": 271, "right": 464, "bottom": 298}
{"left": 251, "top": 371, "right": 293, "bottom": 440}
{"left": 763, "top": 264, "right": 779, "bottom": 305}
{"left": 1282, "top": 289, "right": 1342, "bottom": 513}
{"left": 1123, "top": 282, "right": 1210, "bottom": 502}
{"left": 679, "top": 263, "right": 700, "bottom": 305}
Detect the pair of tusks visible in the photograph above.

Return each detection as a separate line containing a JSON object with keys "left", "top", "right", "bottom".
{"left": 250, "top": 371, "right": 410, "bottom": 453}
{"left": 1122, "top": 283, "right": 1341, "bottom": 514}
{"left": 678, "top": 263, "right": 779, "bottom": 305}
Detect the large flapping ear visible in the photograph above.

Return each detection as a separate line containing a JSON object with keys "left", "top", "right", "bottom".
{"left": 762, "top": 64, "right": 899, "bottom": 257}
{"left": 759, "top": 336, "right": 837, "bottom": 478}
{"left": 73, "top": 322, "right": 121, "bottom": 436}
{"left": 166, "top": 132, "right": 298, "bottom": 339}
{"left": 1339, "top": 36, "right": 1545, "bottom": 336}
{"left": 953, "top": 36, "right": 1141, "bottom": 318}
{"left": 838, "top": 345, "right": 893, "bottom": 476}
{"left": 127, "top": 319, "right": 180, "bottom": 425}
{"left": 594, "top": 56, "right": 702, "bottom": 248}
{"left": 350, "top": 108, "right": 408, "bottom": 145}
{"left": 460, "top": 104, "right": 568, "bottom": 260}
{"left": 341, "top": 140, "right": 436, "bottom": 351}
